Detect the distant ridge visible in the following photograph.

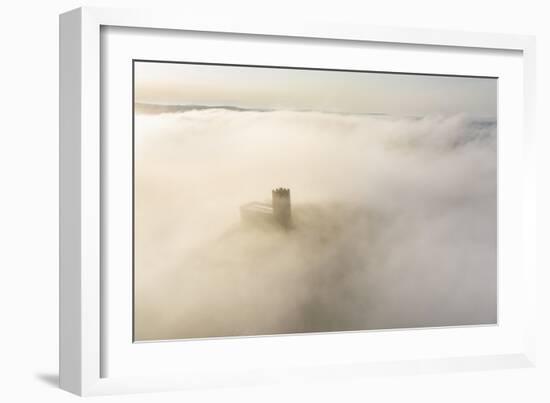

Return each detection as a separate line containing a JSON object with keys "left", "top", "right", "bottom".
{"left": 134, "top": 103, "right": 270, "bottom": 115}
{"left": 134, "top": 103, "right": 496, "bottom": 124}
{"left": 134, "top": 103, "right": 394, "bottom": 117}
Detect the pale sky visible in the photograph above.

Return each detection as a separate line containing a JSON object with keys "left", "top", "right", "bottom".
{"left": 134, "top": 61, "right": 497, "bottom": 119}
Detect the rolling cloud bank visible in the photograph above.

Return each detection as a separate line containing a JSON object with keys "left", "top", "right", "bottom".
{"left": 134, "top": 107, "right": 497, "bottom": 341}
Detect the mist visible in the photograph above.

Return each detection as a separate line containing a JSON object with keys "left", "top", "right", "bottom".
{"left": 134, "top": 108, "right": 497, "bottom": 341}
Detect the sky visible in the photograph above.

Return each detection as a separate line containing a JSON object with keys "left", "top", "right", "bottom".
{"left": 134, "top": 61, "right": 497, "bottom": 119}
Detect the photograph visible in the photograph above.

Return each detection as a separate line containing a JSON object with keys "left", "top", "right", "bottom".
{"left": 133, "top": 60, "right": 497, "bottom": 341}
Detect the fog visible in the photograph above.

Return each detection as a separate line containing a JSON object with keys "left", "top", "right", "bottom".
{"left": 134, "top": 108, "right": 497, "bottom": 341}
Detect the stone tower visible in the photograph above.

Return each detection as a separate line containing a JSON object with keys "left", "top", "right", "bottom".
{"left": 272, "top": 188, "right": 291, "bottom": 228}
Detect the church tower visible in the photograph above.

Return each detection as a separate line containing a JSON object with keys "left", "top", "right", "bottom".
{"left": 272, "top": 188, "right": 291, "bottom": 228}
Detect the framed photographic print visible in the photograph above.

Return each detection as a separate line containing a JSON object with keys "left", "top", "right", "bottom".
{"left": 60, "top": 7, "right": 537, "bottom": 396}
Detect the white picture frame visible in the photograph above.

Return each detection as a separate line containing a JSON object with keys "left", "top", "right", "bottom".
{"left": 59, "top": 6, "right": 537, "bottom": 396}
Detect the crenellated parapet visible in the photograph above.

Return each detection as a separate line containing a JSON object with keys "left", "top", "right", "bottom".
{"left": 272, "top": 188, "right": 290, "bottom": 197}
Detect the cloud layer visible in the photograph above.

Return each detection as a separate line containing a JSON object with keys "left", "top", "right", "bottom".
{"left": 134, "top": 109, "right": 497, "bottom": 341}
